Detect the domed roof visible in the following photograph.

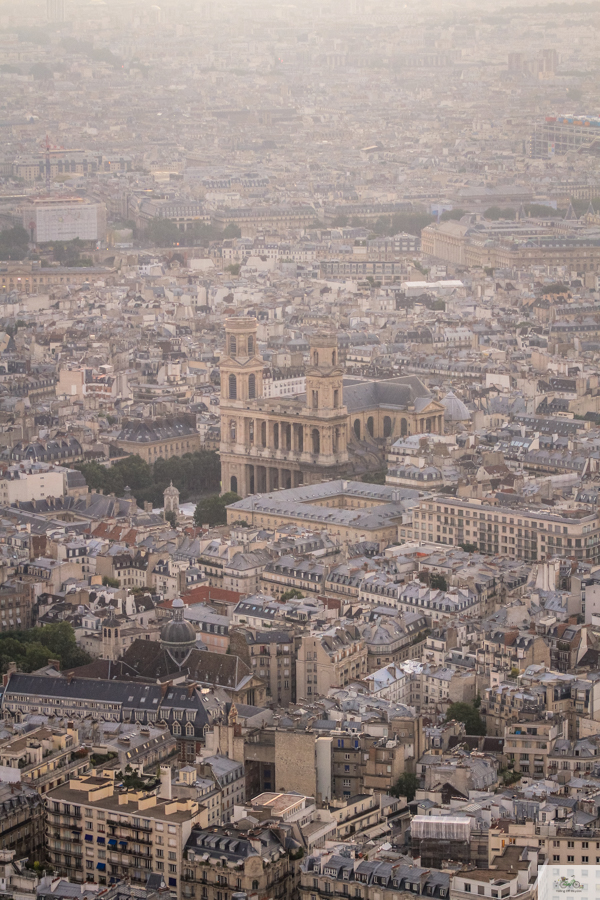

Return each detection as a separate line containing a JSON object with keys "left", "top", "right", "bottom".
{"left": 160, "top": 597, "right": 196, "bottom": 656}
{"left": 441, "top": 390, "right": 471, "bottom": 421}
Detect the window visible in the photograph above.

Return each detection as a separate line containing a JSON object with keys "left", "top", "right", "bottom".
{"left": 464, "top": 886, "right": 471, "bottom": 893}
{"left": 248, "top": 374, "right": 256, "bottom": 399}
{"left": 229, "top": 335, "right": 236, "bottom": 356}
{"left": 229, "top": 374, "right": 237, "bottom": 400}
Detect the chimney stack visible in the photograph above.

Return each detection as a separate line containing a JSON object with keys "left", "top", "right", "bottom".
{"left": 159, "top": 765, "right": 172, "bottom": 800}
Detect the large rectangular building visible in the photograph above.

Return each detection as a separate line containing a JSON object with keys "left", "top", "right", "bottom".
{"left": 23, "top": 198, "right": 107, "bottom": 243}
{"left": 412, "top": 496, "right": 600, "bottom": 564}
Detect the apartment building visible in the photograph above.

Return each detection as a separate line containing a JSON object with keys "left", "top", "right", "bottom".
{"left": 300, "top": 848, "right": 450, "bottom": 900}
{"left": 450, "top": 846, "right": 539, "bottom": 900}
{"left": 0, "top": 581, "right": 35, "bottom": 632}
{"left": 229, "top": 627, "right": 297, "bottom": 706}
{"left": 198, "top": 756, "right": 245, "bottom": 824}
{"left": 360, "top": 613, "right": 429, "bottom": 672}
{"left": 183, "top": 824, "right": 293, "bottom": 900}
{"left": 414, "top": 496, "right": 600, "bottom": 564}
{"left": 0, "top": 782, "right": 45, "bottom": 861}
{"left": 475, "top": 630, "right": 551, "bottom": 678}
{"left": 45, "top": 772, "right": 206, "bottom": 894}
{"left": 504, "top": 718, "right": 566, "bottom": 777}
{"left": 296, "top": 626, "right": 367, "bottom": 699}
{"left": 0, "top": 724, "right": 89, "bottom": 793}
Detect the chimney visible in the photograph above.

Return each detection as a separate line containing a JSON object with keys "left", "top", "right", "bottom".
{"left": 159, "top": 765, "right": 172, "bottom": 800}
{"left": 2, "top": 661, "right": 17, "bottom": 686}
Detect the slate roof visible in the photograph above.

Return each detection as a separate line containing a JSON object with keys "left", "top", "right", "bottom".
{"left": 343, "top": 375, "right": 432, "bottom": 413}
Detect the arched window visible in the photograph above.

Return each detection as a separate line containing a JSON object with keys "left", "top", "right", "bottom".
{"left": 230, "top": 475, "right": 238, "bottom": 494}
{"left": 312, "top": 428, "right": 320, "bottom": 454}
{"left": 252, "top": 883, "right": 259, "bottom": 892}
{"left": 228, "top": 373, "right": 237, "bottom": 400}
{"left": 333, "top": 389, "right": 339, "bottom": 408}
{"left": 332, "top": 350, "right": 336, "bottom": 365}
{"left": 247, "top": 335, "right": 254, "bottom": 355}
{"left": 367, "top": 416, "right": 374, "bottom": 437}
{"left": 400, "top": 417, "right": 407, "bottom": 437}
{"left": 426, "top": 417, "right": 432, "bottom": 432}
{"left": 273, "top": 423, "right": 279, "bottom": 449}
{"left": 354, "top": 419, "right": 361, "bottom": 440}
{"left": 114, "top": 629, "right": 118, "bottom": 638}
{"left": 230, "top": 420, "right": 236, "bottom": 441}
{"left": 261, "top": 421, "right": 267, "bottom": 447}
{"left": 248, "top": 373, "right": 256, "bottom": 399}
{"left": 313, "top": 350, "right": 319, "bottom": 366}
{"left": 229, "top": 335, "right": 237, "bottom": 356}
{"left": 107, "top": 629, "right": 111, "bottom": 638}
{"left": 333, "top": 427, "right": 339, "bottom": 453}
{"left": 384, "top": 416, "right": 392, "bottom": 438}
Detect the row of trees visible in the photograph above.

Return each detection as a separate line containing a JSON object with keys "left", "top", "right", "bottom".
{"left": 0, "top": 225, "right": 29, "bottom": 260}
{"left": 0, "top": 622, "right": 91, "bottom": 675}
{"left": 193, "top": 491, "right": 240, "bottom": 526}
{"left": 75, "top": 450, "right": 221, "bottom": 509}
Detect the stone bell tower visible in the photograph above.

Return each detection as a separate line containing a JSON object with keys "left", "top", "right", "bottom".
{"left": 220, "top": 317, "right": 265, "bottom": 497}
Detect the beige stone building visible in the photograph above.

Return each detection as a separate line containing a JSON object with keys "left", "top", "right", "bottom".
{"left": 296, "top": 625, "right": 367, "bottom": 699}
{"left": 421, "top": 218, "right": 600, "bottom": 273}
{"left": 112, "top": 415, "right": 203, "bottom": 464}
{"left": 414, "top": 495, "right": 600, "bottom": 564}
{"left": 226, "top": 480, "right": 418, "bottom": 546}
{"left": 45, "top": 771, "right": 206, "bottom": 894}
{"left": 219, "top": 317, "right": 445, "bottom": 499}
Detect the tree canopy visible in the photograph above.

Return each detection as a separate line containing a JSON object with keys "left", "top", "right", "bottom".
{"left": 0, "top": 622, "right": 91, "bottom": 675}
{"left": 445, "top": 701, "right": 486, "bottom": 736}
{"left": 75, "top": 450, "right": 221, "bottom": 508}
{"left": 390, "top": 772, "right": 419, "bottom": 802}
{"left": 194, "top": 492, "right": 240, "bottom": 526}
{"left": 0, "top": 226, "right": 29, "bottom": 261}
{"left": 145, "top": 219, "right": 241, "bottom": 248}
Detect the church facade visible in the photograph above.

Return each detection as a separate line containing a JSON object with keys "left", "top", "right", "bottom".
{"left": 219, "top": 317, "right": 445, "bottom": 499}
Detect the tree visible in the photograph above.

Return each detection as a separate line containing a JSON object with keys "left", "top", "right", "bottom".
{"left": 102, "top": 576, "right": 120, "bottom": 588}
{"left": 164, "top": 510, "right": 177, "bottom": 528}
{"left": 194, "top": 492, "right": 240, "bottom": 527}
{"left": 459, "top": 542, "right": 478, "bottom": 553}
{"left": 390, "top": 772, "right": 419, "bottom": 802}
{"left": 226, "top": 264, "right": 241, "bottom": 275}
{"left": 441, "top": 208, "right": 467, "bottom": 221}
{"left": 280, "top": 588, "right": 305, "bottom": 601}
{"left": 484, "top": 206, "right": 516, "bottom": 220}
{"left": 0, "top": 226, "right": 29, "bottom": 261}
{"left": 430, "top": 573, "right": 448, "bottom": 591}
{"left": 30, "top": 62, "right": 52, "bottom": 80}
{"left": 445, "top": 701, "right": 486, "bottom": 736}
{"left": 0, "top": 622, "right": 91, "bottom": 675}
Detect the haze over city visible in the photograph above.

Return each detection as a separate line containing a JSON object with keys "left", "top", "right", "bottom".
{"left": 0, "top": 3, "right": 599, "bottom": 900}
